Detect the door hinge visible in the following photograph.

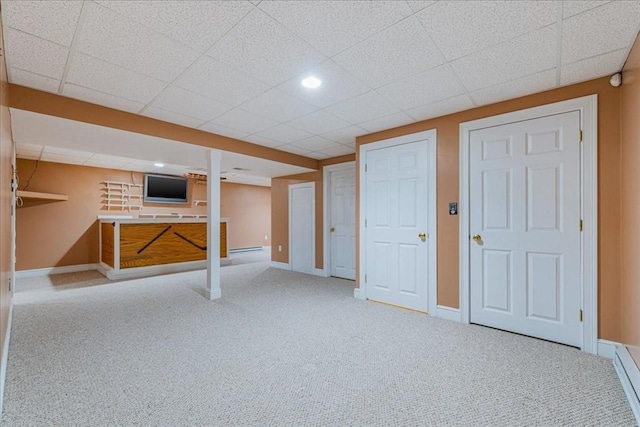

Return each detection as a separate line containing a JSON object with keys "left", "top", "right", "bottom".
{"left": 365, "top": 164, "right": 367, "bottom": 172}
{"left": 365, "top": 219, "right": 367, "bottom": 227}
{"left": 364, "top": 274, "right": 367, "bottom": 283}
{"left": 579, "top": 220, "right": 583, "bottom": 231}
{"left": 579, "top": 309, "right": 583, "bottom": 322}
{"left": 579, "top": 130, "right": 583, "bottom": 142}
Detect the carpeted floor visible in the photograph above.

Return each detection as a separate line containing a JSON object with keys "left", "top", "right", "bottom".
{"left": 2, "top": 260, "right": 636, "bottom": 426}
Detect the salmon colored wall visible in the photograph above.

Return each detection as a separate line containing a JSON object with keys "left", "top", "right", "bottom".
{"left": 357, "top": 77, "right": 622, "bottom": 342}
{"left": 15, "top": 160, "right": 270, "bottom": 270}
{"left": 620, "top": 34, "right": 640, "bottom": 347}
{"left": 271, "top": 154, "right": 355, "bottom": 269}
{"left": 220, "top": 181, "right": 271, "bottom": 250}
{"left": 0, "top": 17, "right": 14, "bottom": 403}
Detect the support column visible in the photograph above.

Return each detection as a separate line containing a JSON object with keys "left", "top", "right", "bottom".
{"left": 206, "top": 149, "right": 222, "bottom": 300}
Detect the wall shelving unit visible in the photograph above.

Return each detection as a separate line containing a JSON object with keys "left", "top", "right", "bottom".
{"left": 102, "top": 181, "right": 143, "bottom": 211}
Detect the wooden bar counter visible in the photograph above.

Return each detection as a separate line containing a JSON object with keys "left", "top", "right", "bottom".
{"left": 99, "top": 216, "right": 228, "bottom": 280}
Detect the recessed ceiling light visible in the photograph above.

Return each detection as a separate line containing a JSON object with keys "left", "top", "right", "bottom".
{"left": 301, "top": 76, "right": 322, "bottom": 89}
{"left": 154, "top": 162, "right": 164, "bottom": 167}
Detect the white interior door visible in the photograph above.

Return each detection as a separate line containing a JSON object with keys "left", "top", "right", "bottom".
{"left": 289, "top": 182, "right": 314, "bottom": 274}
{"left": 469, "top": 111, "right": 582, "bottom": 347}
{"left": 330, "top": 166, "right": 355, "bottom": 280}
{"left": 365, "top": 140, "right": 430, "bottom": 311}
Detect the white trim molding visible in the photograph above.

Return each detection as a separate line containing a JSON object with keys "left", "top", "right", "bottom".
{"left": 353, "top": 287, "right": 364, "bottom": 300}
{"left": 358, "top": 129, "right": 438, "bottom": 315}
{"left": 0, "top": 301, "right": 13, "bottom": 413}
{"left": 313, "top": 268, "right": 329, "bottom": 277}
{"left": 597, "top": 339, "right": 619, "bottom": 359}
{"left": 436, "top": 305, "right": 461, "bottom": 322}
{"left": 614, "top": 345, "right": 640, "bottom": 424}
{"left": 15, "top": 263, "right": 99, "bottom": 279}
{"left": 288, "top": 182, "right": 316, "bottom": 275}
{"left": 458, "top": 95, "right": 598, "bottom": 354}
{"left": 270, "top": 261, "right": 291, "bottom": 271}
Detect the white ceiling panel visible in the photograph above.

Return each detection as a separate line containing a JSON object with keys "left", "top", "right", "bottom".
{"left": 333, "top": 17, "right": 445, "bottom": 88}
{"left": 258, "top": 1, "right": 413, "bottom": 57}
{"left": 406, "top": 94, "right": 475, "bottom": 121}
{"left": 325, "top": 91, "right": 401, "bottom": 125}
{"left": 417, "top": 1, "right": 557, "bottom": 62}
{"left": 174, "top": 56, "right": 270, "bottom": 106}
{"left": 77, "top": 2, "right": 200, "bottom": 83}
{"left": 207, "top": 8, "right": 326, "bottom": 86}
{"left": 239, "top": 88, "right": 317, "bottom": 123}
{"left": 149, "top": 86, "right": 231, "bottom": 122}
{"left": 15, "top": 150, "right": 41, "bottom": 160}
{"left": 277, "top": 144, "right": 311, "bottom": 156}
{"left": 560, "top": 49, "right": 628, "bottom": 86}
{"left": 9, "top": 68, "right": 60, "bottom": 94}
{"left": 377, "top": 63, "right": 466, "bottom": 110}
{"left": 563, "top": 1, "right": 610, "bottom": 18}
{"left": 308, "top": 151, "right": 331, "bottom": 160}
{"left": 1, "top": 0, "right": 82, "bottom": 47}
{"left": 211, "top": 108, "right": 279, "bottom": 135}
{"left": 290, "top": 136, "right": 340, "bottom": 151}
{"left": 255, "top": 124, "right": 312, "bottom": 145}
{"left": 405, "top": 1, "right": 437, "bottom": 13}
{"left": 198, "top": 122, "right": 252, "bottom": 141}
{"left": 142, "top": 107, "right": 207, "bottom": 129}
{"left": 320, "top": 125, "right": 366, "bottom": 145}
{"left": 277, "top": 60, "right": 370, "bottom": 108}
{"left": 562, "top": 1, "right": 640, "bottom": 65}
{"left": 5, "top": 28, "right": 68, "bottom": 79}
{"left": 451, "top": 25, "right": 557, "bottom": 91}
{"left": 315, "top": 144, "right": 354, "bottom": 157}
{"left": 63, "top": 84, "right": 145, "bottom": 113}
{"left": 287, "top": 110, "right": 351, "bottom": 135}
{"left": 358, "top": 111, "right": 414, "bottom": 133}
{"left": 243, "top": 134, "right": 285, "bottom": 148}
{"left": 95, "top": 1, "right": 253, "bottom": 53}
{"left": 66, "top": 53, "right": 166, "bottom": 104}
{"left": 470, "top": 69, "right": 557, "bottom": 107}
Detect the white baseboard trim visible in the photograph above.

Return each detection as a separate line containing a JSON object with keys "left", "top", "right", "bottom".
{"left": 353, "top": 287, "right": 364, "bottom": 300}
{"left": 100, "top": 260, "right": 207, "bottom": 281}
{"left": 312, "top": 268, "right": 328, "bottom": 277}
{"left": 15, "top": 263, "right": 98, "bottom": 278}
{"left": 270, "top": 261, "right": 290, "bottom": 270}
{"left": 436, "top": 305, "right": 461, "bottom": 322}
{"left": 0, "top": 298, "right": 14, "bottom": 413}
{"left": 229, "top": 247, "right": 263, "bottom": 253}
{"left": 614, "top": 345, "right": 640, "bottom": 425}
{"left": 597, "top": 339, "right": 619, "bottom": 359}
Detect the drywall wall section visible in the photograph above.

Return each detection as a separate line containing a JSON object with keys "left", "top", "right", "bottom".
{"left": 357, "top": 76, "right": 622, "bottom": 342}
{"left": 14, "top": 160, "right": 270, "bottom": 271}
{"left": 620, "top": 33, "right": 640, "bottom": 347}
{"left": 221, "top": 181, "right": 271, "bottom": 250}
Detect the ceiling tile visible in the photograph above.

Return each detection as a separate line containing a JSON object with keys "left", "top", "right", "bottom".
{"left": 77, "top": 2, "right": 200, "bottom": 82}
{"left": 63, "top": 84, "right": 145, "bottom": 113}
{"left": 321, "top": 125, "right": 367, "bottom": 145}
{"left": 40, "top": 153, "right": 87, "bottom": 165}
{"left": 150, "top": 86, "right": 231, "bottom": 122}
{"left": 405, "top": 1, "right": 437, "bottom": 13}
{"left": 451, "top": 25, "right": 557, "bottom": 91}
{"left": 66, "top": 53, "right": 166, "bottom": 104}
{"left": 10, "top": 68, "right": 60, "bottom": 94}
{"left": 173, "top": 56, "right": 270, "bottom": 106}
{"left": 258, "top": 1, "right": 412, "bottom": 56}
{"left": 2, "top": 0, "right": 82, "bottom": 47}
{"left": 278, "top": 60, "right": 370, "bottom": 108}
{"left": 376, "top": 64, "right": 466, "bottom": 110}
{"left": 278, "top": 144, "right": 313, "bottom": 156}
{"left": 207, "top": 8, "right": 326, "bottom": 86}
{"left": 307, "top": 151, "right": 332, "bottom": 160}
{"left": 43, "top": 146, "right": 92, "bottom": 157}
{"left": 417, "top": 1, "right": 557, "bottom": 61}
{"left": 290, "top": 136, "right": 339, "bottom": 151}
{"left": 243, "top": 134, "right": 285, "bottom": 148}
{"left": 333, "top": 17, "right": 445, "bottom": 88}
{"left": 95, "top": 1, "right": 253, "bottom": 53}
{"left": 211, "top": 108, "right": 279, "bottom": 134}
{"left": 560, "top": 49, "right": 628, "bottom": 86}
{"left": 287, "top": 110, "right": 351, "bottom": 134}
{"left": 199, "top": 122, "right": 252, "bottom": 141}
{"left": 406, "top": 94, "right": 475, "bottom": 121}
{"left": 358, "top": 111, "right": 414, "bottom": 133}
{"left": 470, "top": 69, "right": 557, "bottom": 107}
{"left": 562, "top": 1, "right": 640, "bottom": 65}
{"left": 315, "top": 144, "right": 354, "bottom": 157}
{"left": 239, "top": 88, "right": 317, "bottom": 123}
{"left": 563, "top": 1, "right": 610, "bottom": 18}
{"left": 16, "top": 143, "right": 43, "bottom": 153}
{"left": 5, "top": 28, "right": 69, "bottom": 79}
{"left": 254, "top": 124, "right": 312, "bottom": 144}
{"left": 142, "top": 106, "right": 207, "bottom": 129}
{"left": 325, "top": 91, "right": 401, "bottom": 124}
{"left": 84, "top": 153, "right": 132, "bottom": 168}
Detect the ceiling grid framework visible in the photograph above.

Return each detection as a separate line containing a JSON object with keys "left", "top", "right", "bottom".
{"left": 2, "top": 0, "right": 639, "bottom": 175}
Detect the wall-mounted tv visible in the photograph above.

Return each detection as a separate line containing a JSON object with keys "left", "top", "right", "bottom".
{"left": 144, "top": 174, "right": 188, "bottom": 204}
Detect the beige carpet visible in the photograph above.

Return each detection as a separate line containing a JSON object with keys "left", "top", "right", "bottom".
{"left": 2, "top": 261, "right": 636, "bottom": 426}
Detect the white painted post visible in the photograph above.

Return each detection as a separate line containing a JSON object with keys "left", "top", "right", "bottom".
{"left": 206, "top": 149, "right": 222, "bottom": 300}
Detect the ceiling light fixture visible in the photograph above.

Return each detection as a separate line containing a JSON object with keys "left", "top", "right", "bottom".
{"left": 154, "top": 162, "right": 164, "bottom": 167}
{"left": 301, "top": 76, "right": 322, "bottom": 89}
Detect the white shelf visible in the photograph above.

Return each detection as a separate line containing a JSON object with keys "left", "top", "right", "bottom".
{"left": 103, "top": 181, "right": 143, "bottom": 211}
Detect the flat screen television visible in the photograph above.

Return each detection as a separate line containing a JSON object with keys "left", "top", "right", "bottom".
{"left": 144, "top": 174, "right": 188, "bottom": 204}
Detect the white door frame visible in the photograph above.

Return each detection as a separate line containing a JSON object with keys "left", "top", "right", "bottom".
{"left": 357, "top": 129, "right": 438, "bottom": 315}
{"left": 323, "top": 161, "right": 355, "bottom": 279}
{"left": 459, "top": 95, "right": 598, "bottom": 354}
{"left": 289, "top": 182, "right": 316, "bottom": 274}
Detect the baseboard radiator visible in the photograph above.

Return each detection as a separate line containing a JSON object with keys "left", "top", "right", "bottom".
{"left": 614, "top": 345, "right": 640, "bottom": 424}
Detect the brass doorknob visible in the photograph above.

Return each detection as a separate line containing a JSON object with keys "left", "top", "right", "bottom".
{"left": 418, "top": 232, "right": 427, "bottom": 241}
{"left": 330, "top": 227, "right": 335, "bottom": 233}
{"left": 472, "top": 234, "right": 482, "bottom": 242}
